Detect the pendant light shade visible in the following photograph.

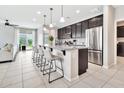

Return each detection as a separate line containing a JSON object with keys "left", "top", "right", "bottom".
{"left": 60, "top": 16, "right": 65, "bottom": 23}
{"left": 60, "top": 5, "right": 65, "bottom": 23}
{"left": 49, "top": 8, "right": 54, "bottom": 28}
{"left": 49, "top": 24, "right": 53, "bottom": 28}
{"left": 43, "top": 15, "right": 47, "bottom": 31}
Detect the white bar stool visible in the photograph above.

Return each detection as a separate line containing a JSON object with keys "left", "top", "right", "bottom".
{"left": 42, "top": 48, "right": 64, "bottom": 83}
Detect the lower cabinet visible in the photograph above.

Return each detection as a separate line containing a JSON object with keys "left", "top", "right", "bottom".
{"left": 78, "top": 49, "right": 88, "bottom": 75}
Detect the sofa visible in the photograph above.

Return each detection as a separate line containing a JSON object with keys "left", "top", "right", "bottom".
{"left": 0, "top": 43, "right": 13, "bottom": 62}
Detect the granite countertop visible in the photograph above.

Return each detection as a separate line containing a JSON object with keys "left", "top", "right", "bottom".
{"left": 43, "top": 45, "right": 88, "bottom": 51}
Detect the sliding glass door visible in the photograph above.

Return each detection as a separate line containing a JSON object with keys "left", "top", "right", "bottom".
{"left": 19, "top": 30, "right": 35, "bottom": 50}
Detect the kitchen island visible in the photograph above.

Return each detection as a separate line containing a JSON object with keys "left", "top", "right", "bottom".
{"left": 43, "top": 45, "right": 88, "bottom": 81}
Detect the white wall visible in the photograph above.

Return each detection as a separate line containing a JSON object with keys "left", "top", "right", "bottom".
{"left": 115, "top": 6, "right": 124, "bottom": 21}
{"left": 0, "top": 25, "right": 18, "bottom": 59}
{"left": 37, "top": 27, "right": 43, "bottom": 46}
{"left": 13, "top": 28, "right": 19, "bottom": 58}
{"left": 37, "top": 26, "right": 58, "bottom": 46}
{"left": 103, "top": 5, "right": 115, "bottom": 68}
{"left": 0, "top": 25, "right": 15, "bottom": 45}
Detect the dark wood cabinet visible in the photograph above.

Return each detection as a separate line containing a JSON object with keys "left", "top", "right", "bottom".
{"left": 71, "top": 24, "right": 76, "bottom": 38}
{"left": 58, "top": 29, "right": 62, "bottom": 39}
{"left": 57, "top": 15, "right": 103, "bottom": 40}
{"left": 76, "top": 22, "right": 82, "bottom": 38}
{"left": 65, "top": 26, "right": 72, "bottom": 39}
{"left": 82, "top": 20, "right": 88, "bottom": 38}
{"left": 58, "top": 29, "right": 60, "bottom": 39}
{"left": 78, "top": 49, "right": 88, "bottom": 75}
{"left": 88, "top": 15, "right": 103, "bottom": 28}
{"left": 117, "top": 26, "right": 124, "bottom": 37}
{"left": 60, "top": 28, "right": 65, "bottom": 39}
{"left": 117, "top": 42, "right": 124, "bottom": 57}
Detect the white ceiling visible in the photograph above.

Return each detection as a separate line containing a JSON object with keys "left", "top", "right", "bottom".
{"left": 0, "top": 5, "right": 104, "bottom": 29}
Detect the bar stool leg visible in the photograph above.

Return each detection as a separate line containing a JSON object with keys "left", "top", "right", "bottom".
{"left": 33, "top": 52, "right": 35, "bottom": 63}
{"left": 40, "top": 55, "right": 44, "bottom": 72}
{"left": 48, "top": 59, "right": 64, "bottom": 83}
{"left": 48, "top": 61, "right": 52, "bottom": 83}
{"left": 43, "top": 58, "right": 46, "bottom": 75}
{"left": 36, "top": 54, "right": 41, "bottom": 67}
{"left": 60, "top": 59, "right": 64, "bottom": 76}
{"left": 54, "top": 60, "right": 57, "bottom": 71}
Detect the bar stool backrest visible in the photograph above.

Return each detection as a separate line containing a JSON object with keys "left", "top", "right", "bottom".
{"left": 39, "top": 47, "right": 44, "bottom": 56}
{"left": 34, "top": 46, "right": 38, "bottom": 53}
{"left": 43, "top": 48, "right": 52, "bottom": 61}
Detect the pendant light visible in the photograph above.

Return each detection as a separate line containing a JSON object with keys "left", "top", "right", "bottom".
{"left": 49, "top": 8, "right": 53, "bottom": 28}
{"left": 60, "top": 5, "right": 65, "bottom": 23}
{"left": 43, "top": 15, "right": 47, "bottom": 31}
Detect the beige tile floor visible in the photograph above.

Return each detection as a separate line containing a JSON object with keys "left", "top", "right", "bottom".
{"left": 0, "top": 51, "right": 124, "bottom": 88}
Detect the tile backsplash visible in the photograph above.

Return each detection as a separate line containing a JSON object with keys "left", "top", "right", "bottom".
{"left": 58, "top": 38, "right": 86, "bottom": 45}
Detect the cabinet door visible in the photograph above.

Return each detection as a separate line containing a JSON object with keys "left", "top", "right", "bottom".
{"left": 60, "top": 28, "right": 64, "bottom": 39}
{"left": 82, "top": 21, "right": 88, "bottom": 38}
{"left": 88, "top": 15, "right": 103, "bottom": 28}
{"left": 71, "top": 24, "right": 76, "bottom": 38}
{"left": 76, "top": 22, "right": 82, "bottom": 38}
{"left": 78, "top": 49, "right": 88, "bottom": 75}
{"left": 59, "top": 29, "right": 62, "bottom": 39}
{"left": 58, "top": 29, "right": 61, "bottom": 39}
{"left": 66, "top": 26, "right": 72, "bottom": 38}
{"left": 63, "top": 27, "right": 66, "bottom": 39}
{"left": 95, "top": 15, "right": 103, "bottom": 27}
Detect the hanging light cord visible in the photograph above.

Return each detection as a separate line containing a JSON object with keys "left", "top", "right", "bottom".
{"left": 43, "top": 15, "right": 46, "bottom": 25}
{"left": 61, "top": 5, "right": 63, "bottom": 17}
{"left": 50, "top": 8, "right": 53, "bottom": 24}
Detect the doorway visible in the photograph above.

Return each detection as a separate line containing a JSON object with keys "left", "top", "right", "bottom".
{"left": 19, "top": 28, "right": 35, "bottom": 51}
{"left": 117, "top": 21, "right": 124, "bottom": 63}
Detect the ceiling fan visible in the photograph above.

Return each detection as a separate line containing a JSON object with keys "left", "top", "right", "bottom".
{"left": 4, "top": 20, "right": 19, "bottom": 27}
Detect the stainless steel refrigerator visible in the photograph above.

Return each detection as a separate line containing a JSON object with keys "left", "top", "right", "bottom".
{"left": 86, "top": 26, "right": 103, "bottom": 66}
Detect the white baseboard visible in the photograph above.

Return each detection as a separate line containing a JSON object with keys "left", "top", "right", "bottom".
{"left": 64, "top": 75, "right": 79, "bottom": 82}
{"left": 71, "top": 76, "right": 79, "bottom": 81}
{"left": 103, "top": 63, "right": 114, "bottom": 69}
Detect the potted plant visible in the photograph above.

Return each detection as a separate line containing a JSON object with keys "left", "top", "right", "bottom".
{"left": 48, "top": 35, "right": 54, "bottom": 46}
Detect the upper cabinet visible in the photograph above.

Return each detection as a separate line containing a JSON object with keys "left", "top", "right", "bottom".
{"left": 61, "top": 27, "right": 66, "bottom": 39}
{"left": 82, "top": 20, "right": 88, "bottom": 38}
{"left": 57, "top": 14, "right": 103, "bottom": 39}
{"left": 65, "top": 26, "right": 72, "bottom": 39}
{"left": 76, "top": 22, "right": 82, "bottom": 38}
{"left": 71, "top": 24, "right": 76, "bottom": 38}
{"left": 58, "top": 29, "right": 61, "bottom": 39}
{"left": 88, "top": 15, "right": 103, "bottom": 28}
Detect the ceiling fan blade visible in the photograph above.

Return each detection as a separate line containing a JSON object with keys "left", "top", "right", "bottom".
{"left": 9, "top": 24, "right": 19, "bottom": 26}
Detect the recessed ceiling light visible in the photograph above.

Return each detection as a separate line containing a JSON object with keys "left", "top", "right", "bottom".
{"left": 37, "top": 11, "right": 41, "bottom": 15}
{"left": 32, "top": 18, "right": 36, "bottom": 22}
{"left": 76, "top": 10, "right": 80, "bottom": 14}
